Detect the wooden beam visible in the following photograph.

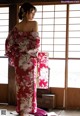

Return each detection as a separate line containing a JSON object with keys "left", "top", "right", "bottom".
{"left": 0, "top": 0, "right": 80, "bottom": 5}
{"left": 0, "top": 0, "right": 61, "bottom": 4}
{"left": 9, "top": 4, "right": 18, "bottom": 31}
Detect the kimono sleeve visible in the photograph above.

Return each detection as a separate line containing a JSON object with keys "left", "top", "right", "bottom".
{"left": 27, "top": 32, "right": 40, "bottom": 57}
{"left": 5, "top": 29, "right": 15, "bottom": 66}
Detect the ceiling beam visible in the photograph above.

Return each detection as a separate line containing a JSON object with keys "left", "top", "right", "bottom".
{"left": 0, "top": 0, "right": 80, "bottom": 5}
{"left": 0, "top": 0, "right": 61, "bottom": 4}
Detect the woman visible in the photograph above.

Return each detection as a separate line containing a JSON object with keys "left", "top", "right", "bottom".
{"left": 5, "top": 2, "right": 47, "bottom": 116}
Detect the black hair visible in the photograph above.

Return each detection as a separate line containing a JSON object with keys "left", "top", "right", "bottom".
{"left": 18, "top": 2, "right": 37, "bottom": 20}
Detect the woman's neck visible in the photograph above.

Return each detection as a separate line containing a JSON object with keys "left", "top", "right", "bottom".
{"left": 22, "top": 18, "right": 29, "bottom": 23}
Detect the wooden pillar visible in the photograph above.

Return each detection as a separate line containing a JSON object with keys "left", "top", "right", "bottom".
{"left": 8, "top": 4, "right": 18, "bottom": 105}
{"left": 9, "top": 4, "right": 18, "bottom": 31}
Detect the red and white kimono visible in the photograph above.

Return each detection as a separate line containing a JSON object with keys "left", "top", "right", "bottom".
{"left": 37, "top": 52, "right": 49, "bottom": 89}
{"left": 5, "top": 27, "right": 40, "bottom": 114}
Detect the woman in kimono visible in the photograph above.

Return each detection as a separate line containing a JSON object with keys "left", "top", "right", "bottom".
{"left": 5, "top": 2, "right": 47, "bottom": 116}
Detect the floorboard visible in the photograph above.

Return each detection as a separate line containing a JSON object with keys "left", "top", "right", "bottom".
{"left": 0, "top": 104, "right": 80, "bottom": 116}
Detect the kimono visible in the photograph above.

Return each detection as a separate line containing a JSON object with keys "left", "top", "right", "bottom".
{"left": 37, "top": 52, "right": 49, "bottom": 89}
{"left": 5, "top": 27, "right": 40, "bottom": 114}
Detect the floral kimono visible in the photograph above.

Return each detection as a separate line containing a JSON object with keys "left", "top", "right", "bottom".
{"left": 37, "top": 52, "right": 49, "bottom": 89}
{"left": 5, "top": 27, "right": 40, "bottom": 114}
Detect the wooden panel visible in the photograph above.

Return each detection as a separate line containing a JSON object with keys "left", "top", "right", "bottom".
{"left": 0, "top": 84, "right": 8, "bottom": 103}
{"left": 67, "top": 88, "right": 80, "bottom": 109}
{"left": 8, "top": 65, "right": 16, "bottom": 105}
{"left": 50, "top": 88, "right": 64, "bottom": 109}
{"left": 0, "top": 0, "right": 61, "bottom": 4}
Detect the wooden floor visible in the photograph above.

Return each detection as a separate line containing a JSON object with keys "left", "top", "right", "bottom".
{"left": 0, "top": 104, "right": 80, "bottom": 116}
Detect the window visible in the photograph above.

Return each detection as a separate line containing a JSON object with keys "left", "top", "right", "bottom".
{"left": 34, "top": 4, "right": 80, "bottom": 88}
{"left": 34, "top": 5, "right": 67, "bottom": 87}
{"left": 0, "top": 7, "right": 9, "bottom": 84}
{"left": 34, "top": 5, "right": 66, "bottom": 58}
{"left": 49, "top": 59, "right": 65, "bottom": 87}
{"left": 68, "top": 60, "right": 80, "bottom": 88}
{"left": 0, "top": 7, "right": 9, "bottom": 56}
{"left": 69, "top": 4, "right": 80, "bottom": 58}
{"left": 1, "top": 4, "right": 80, "bottom": 87}
{"left": 68, "top": 4, "right": 80, "bottom": 88}
{"left": 0, "top": 58, "right": 8, "bottom": 84}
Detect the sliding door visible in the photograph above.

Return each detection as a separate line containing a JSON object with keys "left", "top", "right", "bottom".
{"left": 0, "top": 7, "right": 9, "bottom": 103}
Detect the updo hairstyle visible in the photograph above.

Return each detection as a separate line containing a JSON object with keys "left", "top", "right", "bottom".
{"left": 18, "top": 2, "right": 37, "bottom": 20}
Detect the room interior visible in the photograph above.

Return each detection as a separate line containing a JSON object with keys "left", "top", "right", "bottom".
{"left": 0, "top": 0, "right": 80, "bottom": 116}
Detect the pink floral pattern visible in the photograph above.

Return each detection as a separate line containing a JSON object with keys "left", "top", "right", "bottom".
{"left": 5, "top": 27, "right": 40, "bottom": 114}
{"left": 37, "top": 52, "right": 49, "bottom": 89}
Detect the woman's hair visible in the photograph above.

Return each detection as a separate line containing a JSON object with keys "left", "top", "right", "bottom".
{"left": 18, "top": 2, "right": 37, "bottom": 20}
